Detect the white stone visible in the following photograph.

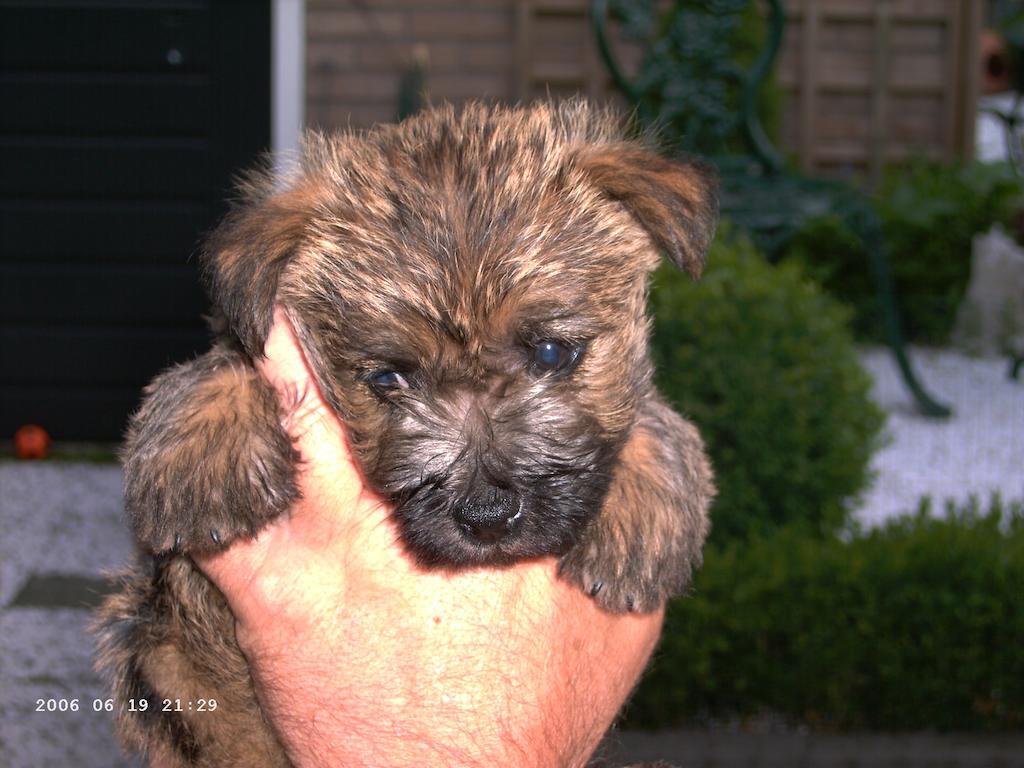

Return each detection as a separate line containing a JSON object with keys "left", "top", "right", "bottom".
{"left": 952, "top": 224, "right": 1024, "bottom": 357}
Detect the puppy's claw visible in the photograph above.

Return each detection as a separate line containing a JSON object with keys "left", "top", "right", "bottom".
{"left": 559, "top": 547, "right": 668, "bottom": 614}
{"left": 173, "top": 534, "right": 182, "bottom": 552}
{"left": 210, "top": 529, "right": 222, "bottom": 546}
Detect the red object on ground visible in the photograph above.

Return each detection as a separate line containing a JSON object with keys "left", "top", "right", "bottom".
{"left": 14, "top": 424, "right": 51, "bottom": 460}
{"left": 981, "top": 29, "right": 1013, "bottom": 95}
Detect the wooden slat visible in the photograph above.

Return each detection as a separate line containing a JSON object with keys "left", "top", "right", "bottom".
{"left": 781, "top": 78, "right": 945, "bottom": 96}
{"left": 531, "top": 0, "right": 587, "bottom": 13}
{"left": 818, "top": 102, "right": 871, "bottom": 141}
{"left": 868, "top": 0, "right": 893, "bottom": 186}
{"left": 941, "top": 0, "right": 959, "bottom": 159}
{"left": 888, "top": 94, "right": 944, "bottom": 144}
{"left": 889, "top": 50, "right": 946, "bottom": 91}
{"left": 581, "top": 0, "right": 602, "bottom": 102}
{"left": 890, "top": 20, "right": 946, "bottom": 51}
{"left": 953, "top": 0, "right": 982, "bottom": 156}
{"left": 0, "top": 263, "right": 209, "bottom": 324}
{"left": 810, "top": 141, "right": 870, "bottom": 162}
{"left": 0, "top": 138, "right": 212, "bottom": 200}
{"left": 0, "top": 200, "right": 215, "bottom": 262}
{"left": 798, "top": 0, "right": 820, "bottom": 172}
{"left": 812, "top": 142, "right": 942, "bottom": 162}
{"left": 787, "top": 0, "right": 948, "bottom": 23}
{"left": 515, "top": 0, "right": 532, "bottom": 101}
{"left": 0, "top": 5, "right": 210, "bottom": 73}
{"left": 527, "top": 81, "right": 589, "bottom": 100}
{"left": 0, "top": 74, "right": 211, "bottom": 136}
{"left": 532, "top": 63, "right": 588, "bottom": 84}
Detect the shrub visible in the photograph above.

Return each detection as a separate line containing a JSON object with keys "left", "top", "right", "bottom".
{"left": 650, "top": 225, "right": 884, "bottom": 542}
{"left": 783, "top": 213, "right": 879, "bottom": 340}
{"left": 625, "top": 496, "right": 1024, "bottom": 732}
{"left": 785, "top": 160, "right": 1024, "bottom": 344}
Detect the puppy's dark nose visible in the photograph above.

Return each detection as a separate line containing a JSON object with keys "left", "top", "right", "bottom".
{"left": 453, "top": 493, "right": 522, "bottom": 544}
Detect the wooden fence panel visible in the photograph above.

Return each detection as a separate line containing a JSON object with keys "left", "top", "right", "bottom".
{"left": 514, "top": 0, "right": 982, "bottom": 180}
{"left": 779, "top": 0, "right": 981, "bottom": 181}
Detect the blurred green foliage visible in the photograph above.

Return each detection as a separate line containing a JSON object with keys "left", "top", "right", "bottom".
{"left": 608, "top": 0, "right": 782, "bottom": 156}
{"left": 785, "top": 160, "right": 1024, "bottom": 344}
{"left": 626, "top": 495, "right": 1024, "bottom": 731}
{"left": 650, "top": 224, "right": 884, "bottom": 543}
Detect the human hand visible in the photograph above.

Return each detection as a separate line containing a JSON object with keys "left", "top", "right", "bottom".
{"left": 194, "top": 308, "right": 665, "bottom": 768}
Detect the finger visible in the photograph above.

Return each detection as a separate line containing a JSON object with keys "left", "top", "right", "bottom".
{"left": 257, "top": 308, "right": 350, "bottom": 479}
{"left": 258, "top": 307, "right": 324, "bottom": 423}
{"left": 258, "top": 308, "right": 389, "bottom": 539}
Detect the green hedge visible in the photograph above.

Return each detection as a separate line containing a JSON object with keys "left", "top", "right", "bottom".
{"left": 625, "top": 496, "right": 1024, "bottom": 731}
{"left": 651, "top": 225, "right": 884, "bottom": 543}
{"left": 785, "top": 160, "right": 1024, "bottom": 344}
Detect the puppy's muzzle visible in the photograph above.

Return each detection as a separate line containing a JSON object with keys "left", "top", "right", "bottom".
{"left": 453, "top": 491, "right": 523, "bottom": 544}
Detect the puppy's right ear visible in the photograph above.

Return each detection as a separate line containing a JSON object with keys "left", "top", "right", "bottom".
{"left": 578, "top": 145, "right": 719, "bottom": 279}
{"left": 201, "top": 175, "right": 318, "bottom": 357}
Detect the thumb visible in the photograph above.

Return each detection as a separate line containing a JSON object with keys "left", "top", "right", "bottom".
{"left": 193, "top": 308, "right": 377, "bottom": 598}
{"left": 256, "top": 308, "right": 373, "bottom": 533}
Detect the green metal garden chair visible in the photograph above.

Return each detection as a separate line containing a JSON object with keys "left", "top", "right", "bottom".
{"left": 592, "top": 0, "right": 952, "bottom": 417}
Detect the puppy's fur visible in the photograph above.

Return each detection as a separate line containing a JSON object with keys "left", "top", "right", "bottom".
{"left": 95, "top": 101, "right": 717, "bottom": 767}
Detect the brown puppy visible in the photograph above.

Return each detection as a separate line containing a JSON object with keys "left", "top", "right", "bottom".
{"left": 95, "top": 101, "right": 717, "bottom": 767}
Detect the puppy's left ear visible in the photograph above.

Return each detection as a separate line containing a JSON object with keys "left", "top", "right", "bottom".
{"left": 202, "top": 176, "right": 320, "bottom": 358}
{"left": 579, "top": 146, "right": 719, "bottom": 278}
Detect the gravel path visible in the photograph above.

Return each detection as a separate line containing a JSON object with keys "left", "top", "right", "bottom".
{"left": 854, "top": 347, "right": 1023, "bottom": 525}
{"left": 0, "top": 347, "right": 1019, "bottom": 767}
{"left": 0, "top": 463, "right": 139, "bottom": 767}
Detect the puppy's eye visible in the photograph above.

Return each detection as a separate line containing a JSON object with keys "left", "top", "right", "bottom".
{"left": 369, "top": 370, "right": 410, "bottom": 393}
{"left": 531, "top": 340, "right": 581, "bottom": 375}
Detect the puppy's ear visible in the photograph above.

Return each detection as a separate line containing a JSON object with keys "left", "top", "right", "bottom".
{"left": 579, "top": 145, "right": 719, "bottom": 278}
{"left": 201, "top": 176, "right": 318, "bottom": 357}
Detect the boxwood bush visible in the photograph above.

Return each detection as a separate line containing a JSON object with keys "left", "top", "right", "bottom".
{"left": 785, "top": 160, "right": 1024, "bottom": 344}
{"left": 650, "top": 224, "right": 884, "bottom": 542}
{"left": 625, "top": 496, "right": 1024, "bottom": 731}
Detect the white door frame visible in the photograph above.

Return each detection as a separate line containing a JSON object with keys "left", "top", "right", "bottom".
{"left": 272, "top": 0, "right": 305, "bottom": 156}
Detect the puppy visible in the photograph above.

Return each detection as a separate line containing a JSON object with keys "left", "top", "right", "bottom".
{"left": 95, "top": 101, "right": 717, "bottom": 767}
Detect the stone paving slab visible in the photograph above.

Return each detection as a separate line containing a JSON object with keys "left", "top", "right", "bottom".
{"left": 0, "top": 462, "right": 140, "bottom": 767}
{"left": 0, "top": 608, "right": 141, "bottom": 768}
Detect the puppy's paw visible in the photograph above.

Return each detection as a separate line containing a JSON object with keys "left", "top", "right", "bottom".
{"left": 558, "top": 538, "right": 668, "bottom": 614}
{"left": 126, "top": 435, "right": 298, "bottom": 554}
{"left": 122, "top": 347, "right": 300, "bottom": 554}
{"left": 560, "top": 394, "right": 714, "bottom": 614}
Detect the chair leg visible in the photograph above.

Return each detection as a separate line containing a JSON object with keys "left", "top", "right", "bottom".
{"left": 852, "top": 203, "right": 953, "bottom": 418}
